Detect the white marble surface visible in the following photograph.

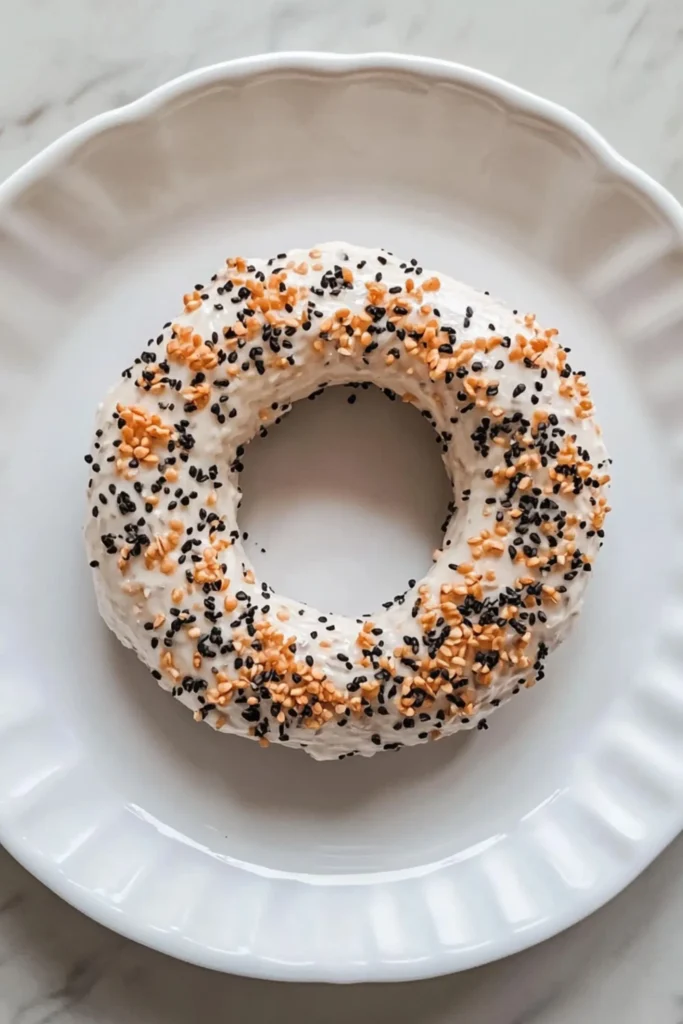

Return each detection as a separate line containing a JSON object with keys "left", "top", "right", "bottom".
{"left": 1, "top": 0, "right": 683, "bottom": 1020}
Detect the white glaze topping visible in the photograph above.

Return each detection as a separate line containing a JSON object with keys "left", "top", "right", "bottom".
{"left": 85, "top": 242, "right": 610, "bottom": 760}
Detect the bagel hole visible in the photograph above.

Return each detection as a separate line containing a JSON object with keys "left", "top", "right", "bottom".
{"left": 239, "top": 383, "right": 451, "bottom": 617}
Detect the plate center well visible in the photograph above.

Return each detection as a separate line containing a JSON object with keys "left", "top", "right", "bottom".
{"left": 0, "top": 179, "right": 666, "bottom": 876}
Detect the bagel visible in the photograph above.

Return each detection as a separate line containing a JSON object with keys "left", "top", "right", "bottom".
{"left": 85, "top": 242, "right": 610, "bottom": 760}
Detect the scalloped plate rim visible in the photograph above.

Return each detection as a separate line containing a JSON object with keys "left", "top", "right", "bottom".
{"left": 0, "top": 51, "right": 681, "bottom": 982}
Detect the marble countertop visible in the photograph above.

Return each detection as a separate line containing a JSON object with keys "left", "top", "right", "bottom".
{"left": 2, "top": 0, "right": 683, "bottom": 1021}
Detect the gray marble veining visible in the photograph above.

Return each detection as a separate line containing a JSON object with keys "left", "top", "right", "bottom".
{"left": 1, "top": 1, "right": 683, "bottom": 1021}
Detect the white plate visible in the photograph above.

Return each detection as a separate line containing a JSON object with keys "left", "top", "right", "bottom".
{"left": 0, "top": 52, "right": 682, "bottom": 983}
